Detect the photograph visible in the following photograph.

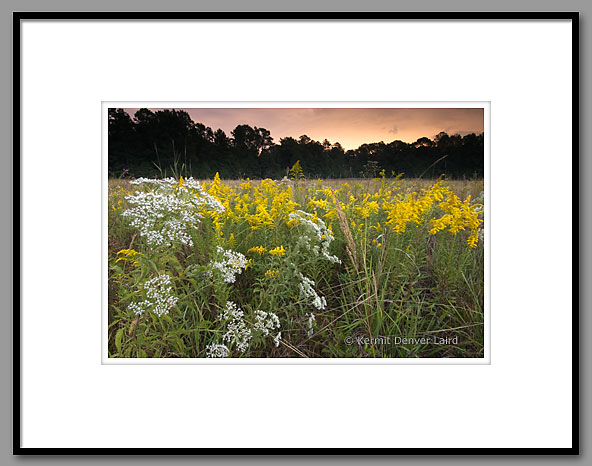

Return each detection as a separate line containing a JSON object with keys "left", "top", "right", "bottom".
{"left": 106, "top": 105, "right": 486, "bottom": 359}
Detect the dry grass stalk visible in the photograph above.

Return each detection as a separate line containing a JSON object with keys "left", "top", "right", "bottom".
{"left": 331, "top": 192, "right": 359, "bottom": 273}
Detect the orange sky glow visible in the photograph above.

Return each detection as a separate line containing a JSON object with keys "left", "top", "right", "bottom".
{"left": 123, "top": 108, "right": 484, "bottom": 151}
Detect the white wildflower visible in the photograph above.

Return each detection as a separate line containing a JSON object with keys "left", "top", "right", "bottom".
{"left": 131, "top": 177, "right": 177, "bottom": 188}
{"left": 209, "top": 247, "right": 247, "bottom": 284}
{"left": 223, "top": 316, "right": 252, "bottom": 353}
{"left": 297, "top": 273, "right": 327, "bottom": 310}
{"left": 219, "top": 300, "right": 244, "bottom": 321}
{"left": 128, "top": 274, "right": 178, "bottom": 317}
{"left": 122, "top": 191, "right": 200, "bottom": 246}
{"left": 254, "top": 310, "right": 281, "bottom": 337}
{"left": 122, "top": 177, "right": 224, "bottom": 248}
{"left": 127, "top": 300, "right": 151, "bottom": 316}
{"left": 218, "top": 302, "right": 281, "bottom": 353}
{"left": 219, "top": 301, "right": 252, "bottom": 353}
{"left": 305, "top": 312, "right": 316, "bottom": 337}
{"left": 131, "top": 176, "right": 223, "bottom": 211}
{"left": 288, "top": 210, "right": 340, "bottom": 264}
{"left": 206, "top": 344, "right": 230, "bottom": 358}
{"left": 273, "top": 332, "right": 282, "bottom": 347}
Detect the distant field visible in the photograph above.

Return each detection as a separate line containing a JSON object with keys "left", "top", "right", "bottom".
{"left": 109, "top": 177, "right": 484, "bottom": 199}
{"left": 107, "top": 175, "right": 484, "bottom": 359}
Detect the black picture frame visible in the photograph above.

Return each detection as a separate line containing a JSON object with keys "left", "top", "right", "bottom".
{"left": 13, "top": 11, "right": 580, "bottom": 456}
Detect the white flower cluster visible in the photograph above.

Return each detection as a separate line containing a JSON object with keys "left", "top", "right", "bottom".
{"left": 130, "top": 177, "right": 177, "bottom": 188}
{"left": 122, "top": 191, "right": 200, "bottom": 246}
{"left": 128, "top": 274, "right": 178, "bottom": 317}
{"left": 273, "top": 332, "right": 282, "bottom": 347}
{"left": 132, "top": 177, "right": 223, "bottom": 211}
{"left": 288, "top": 210, "right": 341, "bottom": 264}
{"left": 254, "top": 310, "right": 281, "bottom": 337}
{"left": 219, "top": 300, "right": 243, "bottom": 321}
{"left": 206, "top": 344, "right": 230, "bottom": 358}
{"left": 122, "top": 178, "right": 224, "bottom": 248}
{"left": 305, "top": 312, "right": 316, "bottom": 337}
{"left": 218, "top": 301, "right": 282, "bottom": 353}
{"left": 219, "top": 301, "right": 252, "bottom": 353}
{"left": 209, "top": 247, "right": 248, "bottom": 284}
{"left": 297, "top": 273, "right": 327, "bottom": 310}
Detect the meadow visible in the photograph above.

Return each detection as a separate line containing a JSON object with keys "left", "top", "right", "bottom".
{"left": 107, "top": 169, "right": 484, "bottom": 358}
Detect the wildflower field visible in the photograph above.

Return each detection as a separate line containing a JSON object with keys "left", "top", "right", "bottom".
{"left": 108, "top": 171, "right": 485, "bottom": 358}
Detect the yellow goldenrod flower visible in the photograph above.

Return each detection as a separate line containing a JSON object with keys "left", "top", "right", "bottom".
{"left": 174, "top": 176, "right": 185, "bottom": 189}
{"left": 467, "top": 229, "right": 479, "bottom": 248}
{"left": 308, "top": 198, "right": 329, "bottom": 210}
{"left": 270, "top": 189, "right": 298, "bottom": 219}
{"left": 265, "top": 269, "right": 279, "bottom": 278}
{"left": 286, "top": 217, "right": 300, "bottom": 227}
{"left": 269, "top": 245, "right": 286, "bottom": 256}
{"left": 248, "top": 203, "right": 275, "bottom": 231}
{"left": 248, "top": 246, "right": 267, "bottom": 255}
{"left": 324, "top": 210, "right": 337, "bottom": 220}
{"left": 370, "top": 222, "right": 382, "bottom": 233}
{"left": 208, "top": 172, "right": 221, "bottom": 197}
{"left": 115, "top": 248, "right": 141, "bottom": 263}
{"left": 116, "top": 249, "right": 140, "bottom": 256}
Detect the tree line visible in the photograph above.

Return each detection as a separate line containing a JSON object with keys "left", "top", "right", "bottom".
{"left": 108, "top": 108, "right": 484, "bottom": 179}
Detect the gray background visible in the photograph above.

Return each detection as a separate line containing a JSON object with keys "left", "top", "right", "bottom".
{"left": 3, "top": 0, "right": 588, "bottom": 464}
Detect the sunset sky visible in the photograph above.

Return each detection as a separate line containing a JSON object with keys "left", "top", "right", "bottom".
{"left": 123, "top": 108, "right": 484, "bottom": 150}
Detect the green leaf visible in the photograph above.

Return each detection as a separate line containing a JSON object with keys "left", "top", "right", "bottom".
{"left": 162, "top": 314, "right": 174, "bottom": 327}
{"left": 110, "top": 264, "right": 124, "bottom": 274}
{"left": 115, "top": 327, "right": 124, "bottom": 353}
